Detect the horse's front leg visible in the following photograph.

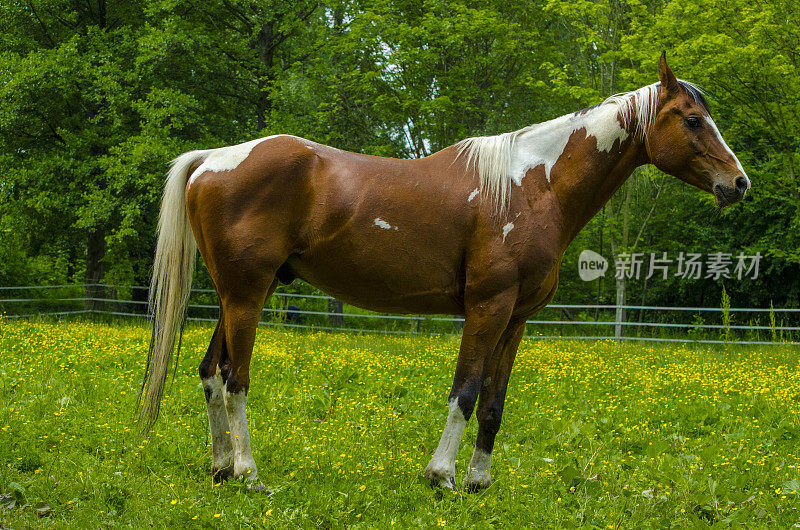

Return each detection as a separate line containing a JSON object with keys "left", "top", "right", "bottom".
{"left": 425, "top": 287, "right": 517, "bottom": 490}
{"left": 464, "top": 319, "right": 526, "bottom": 491}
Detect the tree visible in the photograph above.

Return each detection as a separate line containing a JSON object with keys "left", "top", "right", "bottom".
{"left": 0, "top": 1, "right": 146, "bottom": 296}
{"left": 297, "top": 0, "right": 567, "bottom": 157}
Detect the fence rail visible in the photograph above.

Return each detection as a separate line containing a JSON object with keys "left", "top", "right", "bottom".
{"left": 1, "top": 284, "right": 798, "bottom": 346}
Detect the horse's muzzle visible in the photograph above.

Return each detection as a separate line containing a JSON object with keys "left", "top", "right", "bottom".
{"left": 714, "top": 177, "right": 749, "bottom": 207}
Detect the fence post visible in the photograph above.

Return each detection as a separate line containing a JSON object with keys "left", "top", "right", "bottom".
{"left": 615, "top": 281, "right": 625, "bottom": 341}
{"left": 85, "top": 284, "right": 105, "bottom": 313}
{"left": 327, "top": 298, "right": 344, "bottom": 328}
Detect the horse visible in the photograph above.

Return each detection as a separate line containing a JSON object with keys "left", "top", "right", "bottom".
{"left": 138, "top": 53, "right": 750, "bottom": 492}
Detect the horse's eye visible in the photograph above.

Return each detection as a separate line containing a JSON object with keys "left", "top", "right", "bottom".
{"left": 686, "top": 116, "right": 702, "bottom": 129}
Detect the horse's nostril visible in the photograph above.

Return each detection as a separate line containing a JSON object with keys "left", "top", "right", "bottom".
{"left": 735, "top": 177, "right": 749, "bottom": 193}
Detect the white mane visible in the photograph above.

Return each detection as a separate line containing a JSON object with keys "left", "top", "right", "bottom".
{"left": 456, "top": 81, "right": 701, "bottom": 215}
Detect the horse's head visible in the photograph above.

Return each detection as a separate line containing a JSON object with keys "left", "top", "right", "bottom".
{"left": 645, "top": 53, "right": 750, "bottom": 207}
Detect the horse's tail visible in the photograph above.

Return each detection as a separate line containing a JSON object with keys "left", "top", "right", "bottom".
{"left": 137, "top": 149, "right": 208, "bottom": 435}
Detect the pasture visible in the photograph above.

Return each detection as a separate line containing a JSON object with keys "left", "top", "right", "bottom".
{"left": 2, "top": 318, "right": 800, "bottom": 528}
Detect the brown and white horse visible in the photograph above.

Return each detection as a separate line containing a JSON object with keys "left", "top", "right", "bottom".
{"left": 139, "top": 54, "right": 749, "bottom": 491}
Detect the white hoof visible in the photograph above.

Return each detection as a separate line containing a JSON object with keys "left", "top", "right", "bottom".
{"left": 234, "top": 462, "right": 258, "bottom": 483}
{"left": 425, "top": 465, "right": 457, "bottom": 490}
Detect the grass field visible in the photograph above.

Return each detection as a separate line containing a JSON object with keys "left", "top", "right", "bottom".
{"left": 2, "top": 318, "right": 800, "bottom": 528}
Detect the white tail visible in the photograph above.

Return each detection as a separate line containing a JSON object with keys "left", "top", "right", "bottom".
{"left": 138, "top": 149, "right": 209, "bottom": 433}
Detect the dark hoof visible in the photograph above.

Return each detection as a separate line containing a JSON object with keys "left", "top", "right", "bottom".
{"left": 212, "top": 465, "right": 234, "bottom": 484}
{"left": 463, "top": 481, "right": 490, "bottom": 494}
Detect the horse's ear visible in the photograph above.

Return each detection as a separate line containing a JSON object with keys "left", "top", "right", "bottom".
{"left": 658, "top": 51, "right": 680, "bottom": 97}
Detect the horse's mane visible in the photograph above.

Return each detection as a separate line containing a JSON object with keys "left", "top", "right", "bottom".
{"left": 456, "top": 80, "right": 706, "bottom": 215}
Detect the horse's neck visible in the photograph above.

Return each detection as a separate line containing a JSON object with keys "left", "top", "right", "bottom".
{"left": 514, "top": 105, "right": 648, "bottom": 245}
{"left": 557, "top": 138, "right": 646, "bottom": 246}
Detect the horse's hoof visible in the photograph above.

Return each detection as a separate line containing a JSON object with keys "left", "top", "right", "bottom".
{"left": 212, "top": 465, "right": 234, "bottom": 484}
{"left": 426, "top": 474, "right": 457, "bottom": 491}
{"left": 462, "top": 479, "right": 490, "bottom": 493}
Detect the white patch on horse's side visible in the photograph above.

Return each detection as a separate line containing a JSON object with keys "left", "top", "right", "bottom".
{"left": 704, "top": 116, "right": 748, "bottom": 179}
{"left": 502, "top": 222, "right": 514, "bottom": 242}
{"left": 468, "top": 188, "right": 480, "bottom": 202}
{"left": 188, "top": 134, "right": 298, "bottom": 186}
{"left": 223, "top": 388, "right": 258, "bottom": 482}
{"left": 466, "top": 448, "right": 492, "bottom": 487}
{"left": 425, "top": 399, "right": 467, "bottom": 485}
{"left": 202, "top": 376, "right": 233, "bottom": 472}
{"left": 374, "top": 218, "right": 393, "bottom": 230}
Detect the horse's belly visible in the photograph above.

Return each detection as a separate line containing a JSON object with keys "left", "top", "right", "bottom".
{"left": 285, "top": 242, "right": 464, "bottom": 315}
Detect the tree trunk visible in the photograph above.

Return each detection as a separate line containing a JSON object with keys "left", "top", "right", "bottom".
{"left": 615, "top": 180, "right": 632, "bottom": 341}
{"left": 97, "top": 0, "right": 106, "bottom": 28}
{"left": 615, "top": 279, "right": 625, "bottom": 341}
{"left": 85, "top": 228, "right": 105, "bottom": 312}
{"left": 638, "top": 275, "right": 649, "bottom": 336}
{"left": 596, "top": 206, "right": 605, "bottom": 321}
{"left": 255, "top": 21, "right": 276, "bottom": 131}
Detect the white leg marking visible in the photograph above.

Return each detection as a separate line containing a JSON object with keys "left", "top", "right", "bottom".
{"left": 223, "top": 388, "right": 258, "bottom": 482}
{"left": 466, "top": 448, "right": 492, "bottom": 489}
{"left": 202, "top": 376, "right": 233, "bottom": 474}
{"left": 425, "top": 399, "right": 467, "bottom": 488}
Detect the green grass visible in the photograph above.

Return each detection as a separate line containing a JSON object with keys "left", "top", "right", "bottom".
{"left": 2, "top": 318, "right": 800, "bottom": 528}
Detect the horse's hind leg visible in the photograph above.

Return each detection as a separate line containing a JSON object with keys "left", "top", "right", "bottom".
{"left": 198, "top": 310, "right": 234, "bottom": 483}
{"left": 218, "top": 279, "right": 279, "bottom": 487}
